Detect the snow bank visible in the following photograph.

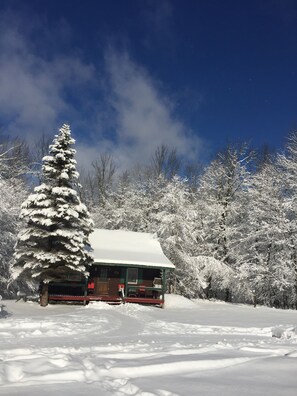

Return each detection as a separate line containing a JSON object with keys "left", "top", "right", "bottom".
{"left": 85, "top": 301, "right": 114, "bottom": 310}
{"left": 164, "top": 294, "right": 196, "bottom": 309}
{"left": 86, "top": 295, "right": 196, "bottom": 311}
{"left": 271, "top": 326, "right": 297, "bottom": 340}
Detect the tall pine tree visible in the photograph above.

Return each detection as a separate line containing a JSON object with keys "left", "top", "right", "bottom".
{"left": 13, "top": 124, "right": 93, "bottom": 306}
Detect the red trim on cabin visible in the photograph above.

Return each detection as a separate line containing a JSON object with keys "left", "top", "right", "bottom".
{"left": 49, "top": 295, "right": 121, "bottom": 302}
{"left": 124, "top": 297, "right": 164, "bottom": 305}
{"left": 48, "top": 294, "right": 164, "bottom": 306}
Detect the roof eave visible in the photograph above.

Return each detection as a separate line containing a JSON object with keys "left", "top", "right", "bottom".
{"left": 92, "top": 261, "right": 175, "bottom": 270}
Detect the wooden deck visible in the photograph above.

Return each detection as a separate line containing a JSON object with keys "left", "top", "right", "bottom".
{"left": 48, "top": 294, "right": 164, "bottom": 306}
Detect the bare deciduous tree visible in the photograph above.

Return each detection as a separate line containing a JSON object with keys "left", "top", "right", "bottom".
{"left": 151, "top": 145, "right": 180, "bottom": 179}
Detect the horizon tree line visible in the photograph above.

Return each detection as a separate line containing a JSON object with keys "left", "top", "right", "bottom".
{"left": 1, "top": 125, "right": 297, "bottom": 309}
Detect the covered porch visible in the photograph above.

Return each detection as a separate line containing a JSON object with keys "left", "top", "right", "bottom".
{"left": 87, "top": 264, "right": 167, "bottom": 304}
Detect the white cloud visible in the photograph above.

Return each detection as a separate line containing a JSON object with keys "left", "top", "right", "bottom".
{"left": 0, "top": 11, "right": 202, "bottom": 171}
{"left": 96, "top": 50, "right": 202, "bottom": 170}
{"left": 0, "top": 12, "right": 96, "bottom": 142}
{"left": 140, "top": 0, "right": 176, "bottom": 51}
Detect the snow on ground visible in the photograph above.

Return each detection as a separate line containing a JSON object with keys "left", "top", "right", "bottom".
{"left": 0, "top": 295, "right": 297, "bottom": 396}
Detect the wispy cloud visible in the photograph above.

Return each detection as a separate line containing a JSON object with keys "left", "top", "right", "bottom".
{"left": 143, "top": 0, "right": 174, "bottom": 36}
{"left": 0, "top": 10, "right": 202, "bottom": 171}
{"left": 76, "top": 50, "right": 201, "bottom": 171}
{"left": 140, "top": 0, "right": 176, "bottom": 53}
{"left": 0, "top": 11, "right": 96, "bottom": 142}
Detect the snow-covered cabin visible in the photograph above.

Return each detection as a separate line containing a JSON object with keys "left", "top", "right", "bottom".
{"left": 48, "top": 229, "right": 175, "bottom": 307}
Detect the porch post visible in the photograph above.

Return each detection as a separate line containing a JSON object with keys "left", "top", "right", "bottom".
{"left": 124, "top": 267, "right": 128, "bottom": 298}
{"left": 40, "top": 282, "right": 49, "bottom": 307}
{"left": 83, "top": 275, "right": 88, "bottom": 306}
{"left": 162, "top": 269, "right": 166, "bottom": 306}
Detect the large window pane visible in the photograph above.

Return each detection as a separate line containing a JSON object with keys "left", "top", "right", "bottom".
{"left": 127, "top": 268, "right": 138, "bottom": 284}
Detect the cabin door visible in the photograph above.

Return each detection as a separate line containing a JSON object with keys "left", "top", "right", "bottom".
{"left": 94, "top": 267, "right": 109, "bottom": 295}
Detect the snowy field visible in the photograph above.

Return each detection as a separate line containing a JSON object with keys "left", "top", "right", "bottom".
{"left": 0, "top": 295, "right": 297, "bottom": 396}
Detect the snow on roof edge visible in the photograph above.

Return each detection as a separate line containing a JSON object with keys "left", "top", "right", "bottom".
{"left": 92, "top": 258, "right": 173, "bottom": 268}
{"left": 89, "top": 229, "right": 175, "bottom": 270}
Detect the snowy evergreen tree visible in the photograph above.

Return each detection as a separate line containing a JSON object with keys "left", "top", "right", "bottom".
{"left": 13, "top": 124, "right": 94, "bottom": 306}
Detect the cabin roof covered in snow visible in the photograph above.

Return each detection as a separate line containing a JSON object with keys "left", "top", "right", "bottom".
{"left": 89, "top": 229, "right": 175, "bottom": 269}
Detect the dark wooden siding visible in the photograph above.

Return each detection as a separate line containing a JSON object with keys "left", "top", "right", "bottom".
{"left": 48, "top": 282, "right": 85, "bottom": 296}
{"left": 47, "top": 266, "right": 165, "bottom": 302}
{"left": 89, "top": 265, "right": 163, "bottom": 297}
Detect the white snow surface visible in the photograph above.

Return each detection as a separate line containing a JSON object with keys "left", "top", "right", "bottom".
{"left": 89, "top": 229, "right": 175, "bottom": 269}
{"left": 0, "top": 295, "right": 297, "bottom": 396}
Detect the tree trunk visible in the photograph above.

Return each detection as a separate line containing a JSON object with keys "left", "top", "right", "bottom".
{"left": 225, "top": 288, "right": 231, "bottom": 302}
{"left": 40, "top": 282, "right": 49, "bottom": 307}
{"left": 205, "top": 276, "right": 212, "bottom": 299}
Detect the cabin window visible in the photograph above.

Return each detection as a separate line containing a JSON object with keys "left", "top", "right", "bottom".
{"left": 127, "top": 268, "right": 138, "bottom": 284}
{"left": 100, "top": 268, "right": 108, "bottom": 280}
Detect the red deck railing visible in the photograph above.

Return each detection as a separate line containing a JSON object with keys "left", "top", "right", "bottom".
{"left": 48, "top": 294, "right": 164, "bottom": 306}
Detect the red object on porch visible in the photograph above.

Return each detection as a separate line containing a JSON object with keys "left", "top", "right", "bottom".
{"left": 118, "top": 283, "right": 125, "bottom": 292}
{"left": 138, "top": 284, "right": 146, "bottom": 297}
{"left": 87, "top": 280, "right": 95, "bottom": 289}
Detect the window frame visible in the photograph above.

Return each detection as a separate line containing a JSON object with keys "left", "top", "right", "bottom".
{"left": 127, "top": 267, "right": 138, "bottom": 284}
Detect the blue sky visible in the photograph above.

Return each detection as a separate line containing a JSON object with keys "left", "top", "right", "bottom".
{"left": 0, "top": 0, "right": 296, "bottom": 169}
